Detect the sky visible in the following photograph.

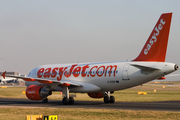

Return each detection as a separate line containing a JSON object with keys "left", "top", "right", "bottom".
{"left": 0, "top": 1, "right": 180, "bottom": 76}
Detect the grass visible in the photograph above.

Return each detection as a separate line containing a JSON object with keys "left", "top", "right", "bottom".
{"left": 0, "top": 83, "right": 180, "bottom": 102}
{"left": 0, "top": 87, "right": 26, "bottom": 98}
{"left": 0, "top": 108, "right": 180, "bottom": 120}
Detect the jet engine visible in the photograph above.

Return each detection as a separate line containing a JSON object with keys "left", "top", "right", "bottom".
{"left": 26, "top": 85, "right": 52, "bottom": 100}
{"left": 87, "top": 92, "right": 104, "bottom": 98}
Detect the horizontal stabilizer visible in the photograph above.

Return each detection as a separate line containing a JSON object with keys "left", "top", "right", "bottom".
{"left": 130, "top": 64, "right": 160, "bottom": 71}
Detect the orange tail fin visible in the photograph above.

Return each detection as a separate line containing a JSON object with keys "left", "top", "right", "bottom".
{"left": 133, "top": 13, "right": 172, "bottom": 62}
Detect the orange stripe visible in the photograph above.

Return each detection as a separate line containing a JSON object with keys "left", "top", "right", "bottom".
{"left": 158, "top": 77, "right": 166, "bottom": 80}
{"left": 23, "top": 78, "right": 35, "bottom": 81}
{"left": 59, "top": 83, "right": 70, "bottom": 87}
{"left": 36, "top": 80, "right": 53, "bottom": 84}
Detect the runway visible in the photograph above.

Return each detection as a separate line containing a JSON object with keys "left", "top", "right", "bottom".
{"left": 0, "top": 98, "right": 180, "bottom": 111}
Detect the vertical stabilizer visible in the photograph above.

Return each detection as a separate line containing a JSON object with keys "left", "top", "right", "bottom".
{"left": 133, "top": 13, "right": 172, "bottom": 62}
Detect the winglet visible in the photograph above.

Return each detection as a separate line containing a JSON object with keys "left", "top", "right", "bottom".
{"left": 133, "top": 13, "right": 172, "bottom": 62}
{"left": 2, "top": 71, "right": 6, "bottom": 79}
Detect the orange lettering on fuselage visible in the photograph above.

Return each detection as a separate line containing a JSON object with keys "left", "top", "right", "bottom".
{"left": 37, "top": 64, "right": 117, "bottom": 81}
{"left": 43, "top": 68, "right": 51, "bottom": 78}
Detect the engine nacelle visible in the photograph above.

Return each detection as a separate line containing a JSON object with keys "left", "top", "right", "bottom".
{"left": 26, "top": 85, "right": 51, "bottom": 100}
{"left": 87, "top": 92, "right": 104, "bottom": 98}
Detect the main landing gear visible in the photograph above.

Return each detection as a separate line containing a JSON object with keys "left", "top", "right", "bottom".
{"left": 104, "top": 91, "right": 115, "bottom": 103}
{"left": 40, "top": 86, "right": 74, "bottom": 105}
{"left": 41, "top": 90, "right": 52, "bottom": 103}
{"left": 62, "top": 96, "right": 74, "bottom": 105}
{"left": 41, "top": 88, "right": 52, "bottom": 103}
{"left": 42, "top": 98, "right": 48, "bottom": 103}
{"left": 62, "top": 86, "right": 74, "bottom": 105}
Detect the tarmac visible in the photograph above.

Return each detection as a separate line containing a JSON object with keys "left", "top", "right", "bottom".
{"left": 0, "top": 98, "right": 180, "bottom": 111}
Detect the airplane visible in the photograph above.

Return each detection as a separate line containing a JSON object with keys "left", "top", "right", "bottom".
{"left": 0, "top": 77, "right": 16, "bottom": 85}
{"left": 1, "top": 13, "right": 178, "bottom": 105}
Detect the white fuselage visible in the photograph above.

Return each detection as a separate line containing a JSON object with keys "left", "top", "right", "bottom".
{"left": 25, "top": 61, "right": 176, "bottom": 93}
{"left": 0, "top": 77, "right": 15, "bottom": 84}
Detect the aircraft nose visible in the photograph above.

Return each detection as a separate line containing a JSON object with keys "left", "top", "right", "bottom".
{"left": 174, "top": 64, "right": 179, "bottom": 70}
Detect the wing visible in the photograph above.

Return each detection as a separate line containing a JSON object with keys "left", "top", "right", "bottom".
{"left": 1, "top": 71, "right": 82, "bottom": 87}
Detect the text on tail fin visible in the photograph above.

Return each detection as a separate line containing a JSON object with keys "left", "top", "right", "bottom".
{"left": 133, "top": 13, "right": 172, "bottom": 62}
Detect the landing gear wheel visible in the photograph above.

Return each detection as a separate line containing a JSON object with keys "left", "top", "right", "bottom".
{"left": 69, "top": 97, "right": 74, "bottom": 105}
{"left": 110, "top": 96, "right": 115, "bottom": 103}
{"left": 42, "top": 98, "right": 48, "bottom": 103}
{"left": 104, "top": 96, "right": 110, "bottom": 103}
{"left": 62, "top": 97, "right": 69, "bottom": 105}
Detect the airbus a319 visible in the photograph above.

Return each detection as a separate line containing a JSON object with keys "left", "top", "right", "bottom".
{"left": 2, "top": 13, "right": 178, "bottom": 105}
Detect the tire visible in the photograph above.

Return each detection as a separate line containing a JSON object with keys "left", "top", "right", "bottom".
{"left": 62, "top": 97, "right": 69, "bottom": 105}
{"left": 42, "top": 98, "right": 48, "bottom": 103}
{"left": 104, "top": 96, "right": 110, "bottom": 103}
{"left": 110, "top": 96, "right": 115, "bottom": 103}
{"left": 69, "top": 97, "right": 74, "bottom": 105}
